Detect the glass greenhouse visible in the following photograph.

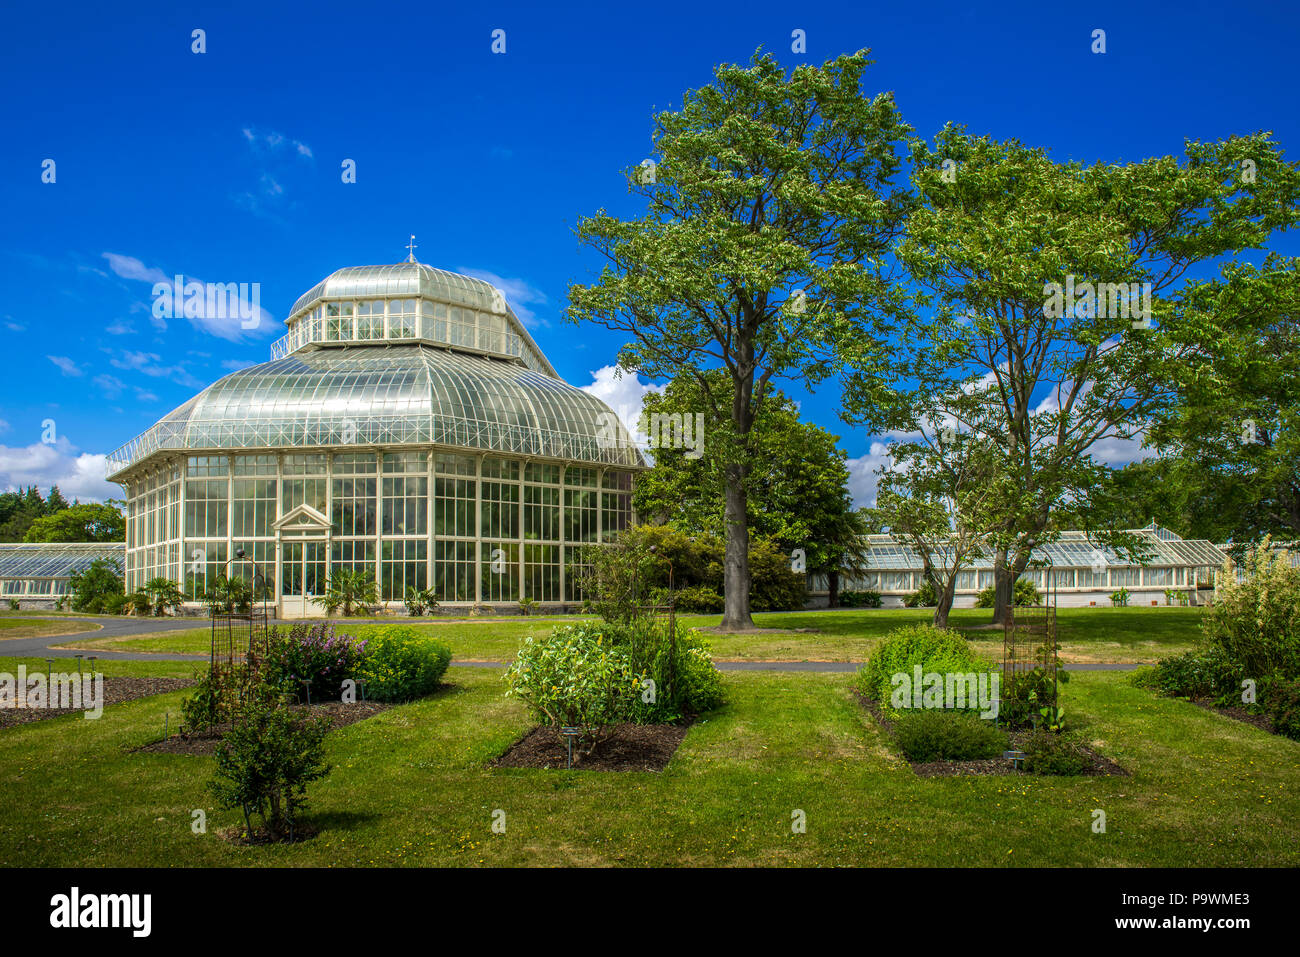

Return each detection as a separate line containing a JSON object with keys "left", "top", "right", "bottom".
{"left": 0, "top": 542, "right": 125, "bottom": 602}
{"left": 812, "top": 524, "right": 1231, "bottom": 608}
{"left": 106, "top": 261, "right": 645, "bottom": 617}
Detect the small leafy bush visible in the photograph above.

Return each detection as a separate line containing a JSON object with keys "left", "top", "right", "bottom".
{"left": 1262, "top": 677, "right": 1300, "bottom": 741}
{"left": 1110, "top": 587, "right": 1130, "bottom": 607}
{"left": 352, "top": 625, "right": 451, "bottom": 702}
{"left": 1022, "top": 732, "right": 1092, "bottom": 776}
{"left": 504, "top": 622, "right": 642, "bottom": 747}
{"left": 208, "top": 697, "right": 331, "bottom": 840}
{"left": 1137, "top": 647, "right": 1242, "bottom": 704}
{"left": 892, "top": 710, "right": 1007, "bottom": 762}
{"left": 856, "top": 623, "right": 994, "bottom": 719}
{"left": 6, "top": 599, "right": 18, "bottom": 611}
{"left": 1202, "top": 539, "right": 1300, "bottom": 679}
{"left": 404, "top": 587, "right": 437, "bottom": 617}
{"left": 974, "top": 578, "right": 1041, "bottom": 608}
{"left": 903, "top": 580, "right": 937, "bottom": 608}
{"left": 670, "top": 584, "right": 724, "bottom": 614}
{"left": 67, "top": 558, "right": 124, "bottom": 613}
{"left": 839, "top": 589, "right": 882, "bottom": 608}
{"left": 266, "top": 622, "right": 369, "bottom": 703}
{"left": 624, "top": 618, "right": 724, "bottom": 720}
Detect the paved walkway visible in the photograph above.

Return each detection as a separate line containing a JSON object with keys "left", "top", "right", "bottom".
{"left": 0, "top": 616, "right": 1147, "bottom": 671}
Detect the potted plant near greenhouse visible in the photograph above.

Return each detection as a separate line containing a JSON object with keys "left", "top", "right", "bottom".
{"left": 144, "top": 577, "right": 185, "bottom": 616}
{"left": 313, "top": 569, "right": 378, "bottom": 617}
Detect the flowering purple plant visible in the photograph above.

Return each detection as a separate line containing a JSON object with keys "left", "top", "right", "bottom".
{"left": 267, "top": 622, "right": 369, "bottom": 702}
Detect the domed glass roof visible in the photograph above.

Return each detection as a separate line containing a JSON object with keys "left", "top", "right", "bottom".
{"left": 107, "top": 263, "right": 643, "bottom": 478}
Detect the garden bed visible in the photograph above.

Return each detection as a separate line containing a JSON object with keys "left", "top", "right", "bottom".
{"left": 133, "top": 699, "right": 391, "bottom": 755}
{"left": 1189, "top": 698, "right": 1277, "bottom": 735}
{"left": 494, "top": 722, "right": 689, "bottom": 772}
{"left": 854, "top": 691, "right": 1126, "bottom": 777}
{"left": 0, "top": 677, "right": 193, "bottom": 730}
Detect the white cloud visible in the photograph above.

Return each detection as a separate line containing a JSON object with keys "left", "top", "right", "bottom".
{"left": 0, "top": 437, "right": 118, "bottom": 502}
{"left": 102, "top": 253, "right": 275, "bottom": 341}
{"left": 845, "top": 441, "right": 897, "bottom": 510}
{"left": 221, "top": 358, "right": 257, "bottom": 371}
{"left": 580, "top": 365, "right": 665, "bottom": 441}
{"left": 102, "top": 252, "right": 168, "bottom": 285}
{"left": 108, "top": 350, "right": 203, "bottom": 388}
{"left": 105, "top": 319, "right": 135, "bottom": 335}
{"left": 47, "top": 355, "right": 83, "bottom": 377}
{"left": 457, "top": 268, "right": 549, "bottom": 328}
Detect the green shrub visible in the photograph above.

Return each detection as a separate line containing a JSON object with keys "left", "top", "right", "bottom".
{"left": 1022, "top": 732, "right": 1092, "bottom": 776}
{"left": 351, "top": 625, "right": 450, "bottom": 702}
{"left": 1110, "top": 587, "right": 1130, "bottom": 607}
{"left": 974, "top": 578, "right": 1041, "bottom": 608}
{"left": 208, "top": 697, "right": 331, "bottom": 840}
{"left": 266, "top": 622, "right": 369, "bottom": 703}
{"left": 403, "top": 587, "right": 437, "bottom": 617}
{"left": 839, "top": 589, "right": 882, "bottom": 608}
{"left": 747, "top": 537, "right": 808, "bottom": 611}
{"left": 1202, "top": 540, "right": 1300, "bottom": 680}
{"left": 1140, "top": 647, "right": 1243, "bottom": 704}
{"left": 903, "top": 580, "right": 937, "bottom": 608}
{"left": 892, "top": 710, "right": 1007, "bottom": 762}
{"left": 67, "top": 558, "right": 124, "bottom": 613}
{"left": 856, "top": 623, "right": 995, "bottom": 719}
{"left": 620, "top": 618, "right": 724, "bottom": 720}
{"left": 669, "top": 584, "right": 724, "bottom": 614}
{"left": 6, "top": 599, "right": 18, "bottom": 611}
{"left": 1262, "top": 677, "right": 1300, "bottom": 741}
{"left": 1000, "top": 660, "right": 1070, "bottom": 729}
{"left": 504, "top": 622, "right": 642, "bottom": 747}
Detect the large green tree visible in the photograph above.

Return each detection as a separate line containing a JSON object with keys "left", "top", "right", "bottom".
{"left": 845, "top": 126, "right": 1300, "bottom": 624}
{"left": 567, "top": 51, "right": 912, "bottom": 630}
{"left": 24, "top": 501, "right": 125, "bottom": 543}
{"left": 1145, "top": 255, "right": 1300, "bottom": 544}
{"left": 633, "top": 371, "right": 865, "bottom": 601}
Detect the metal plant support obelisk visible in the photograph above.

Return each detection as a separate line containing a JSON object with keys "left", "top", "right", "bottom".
{"left": 209, "top": 549, "right": 272, "bottom": 708}
{"left": 1001, "top": 560, "right": 1058, "bottom": 726}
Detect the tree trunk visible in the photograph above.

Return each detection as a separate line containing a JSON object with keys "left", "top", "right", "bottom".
{"left": 991, "top": 549, "right": 1013, "bottom": 625}
{"left": 719, "top": 462, "right": 755, "bottom": 631}
{"left": 828, "top": 569, "right": 840, "bottom": 609}
{"left": 993, "top": 549, "right": 1032, "bottom": 625}
{"left": 933, "top": 573, "right": 957, "bottom": 628}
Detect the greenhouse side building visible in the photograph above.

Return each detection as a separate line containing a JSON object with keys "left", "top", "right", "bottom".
{"left": 106, "top": 261, "right": 644, "bottom": 618}
{"left": 0, "top": 542, "right": 125, "bottom": 607}
{"left": 811, "top": 524, "right": 1231, "bottom": 608}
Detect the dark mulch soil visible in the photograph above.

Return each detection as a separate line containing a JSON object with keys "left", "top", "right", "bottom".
{"left": 0, "top": 677, "right": 193, "bottom": 730}
{"left": 494, "top": 722, "right": 689, "bottom": 772}
{"left": 853, "top": 690, "right": 1127, "bottom": 777}
{"left": 1189, "top": 698, "right": 1276, "bottom": 734}
{"left": 133, "top": 700, "right": 391, "bottom": 755}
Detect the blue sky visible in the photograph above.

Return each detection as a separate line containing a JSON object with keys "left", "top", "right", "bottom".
{"left": 1, "top": 0, "right": 1296, "bottom": 503}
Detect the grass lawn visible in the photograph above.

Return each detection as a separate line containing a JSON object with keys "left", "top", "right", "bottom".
{"left": 0, "top": 618, "right": 102, "bottom": 641}
{"left": 0, "top": 651, "right": 1295, "bottom": 867}
{"left": 53, "top": 606, "right": 1206, "bottom": 664}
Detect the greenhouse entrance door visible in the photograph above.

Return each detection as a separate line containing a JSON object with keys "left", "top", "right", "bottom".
{"left": 273, "top": 504, "right": 332, "bottom": 619}
{"left": 280, "top": 540, "right": 327, "bottom": 619}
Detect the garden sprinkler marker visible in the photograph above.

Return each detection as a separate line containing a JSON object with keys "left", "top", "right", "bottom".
{"left": 561, "top": 727, "right": 580, "bottom": 769}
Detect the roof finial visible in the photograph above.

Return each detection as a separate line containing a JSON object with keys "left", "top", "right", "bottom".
{"left": 406, "top": 235, "right": 418, "bottom": 263}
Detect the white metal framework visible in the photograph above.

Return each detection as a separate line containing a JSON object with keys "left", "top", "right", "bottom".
{"left": 108, "top": 261, "right": 645, "bottom": 615}
{"left": 812, "top": 524, "right": 1231, "bottom": 607}
{"left": 0, "top": 543, "right": 124, "bottom": 599}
